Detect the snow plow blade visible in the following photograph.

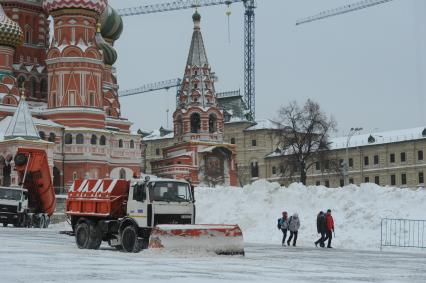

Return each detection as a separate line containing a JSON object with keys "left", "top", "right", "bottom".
{"left": 148, "top": 224, "right": 245, "bottom": 256}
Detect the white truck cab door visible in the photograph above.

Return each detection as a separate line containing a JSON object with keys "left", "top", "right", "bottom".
{"left": 127, "top": 184, "right": 148, "bottom": 227}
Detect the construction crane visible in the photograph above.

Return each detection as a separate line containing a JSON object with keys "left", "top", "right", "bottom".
{"left": 118, "top": 78, "right": 182, "bottom": 98}
{"left": 296, "top": 0, "right": 394, "bottom": 26}
{"left": 116, "top": 0, "right": 257, "bottom": 120}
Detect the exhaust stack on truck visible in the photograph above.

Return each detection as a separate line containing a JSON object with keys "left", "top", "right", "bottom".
{"left": 66, "top": 177, "right": 244, "bottom": 255}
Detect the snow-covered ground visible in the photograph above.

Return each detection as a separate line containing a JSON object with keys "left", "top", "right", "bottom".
{"left": 196, "top": 180, "right": 426, "bottom": 251}
{"left": 1, "top": 180, "right": 425, "bottom": 282}
{"left": 0, "top": 227, "right": 425, "bottom": 283}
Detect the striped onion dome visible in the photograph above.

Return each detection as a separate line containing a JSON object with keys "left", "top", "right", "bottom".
{"left": 100, "top": 5, "right": 123, "bottom": 41}
{"left": 0, "top": 5, "right": 23, "bottom": 48}
{"left": 43, "top": 0, "right": 107, "bottom": 14}
{"left": 95, "top": 24, "right": 117, "bottom": 65}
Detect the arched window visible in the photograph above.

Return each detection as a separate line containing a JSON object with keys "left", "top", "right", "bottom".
{"left": 190, "top": 113, "right": 201, "bottom": 134}
{"left": 65, "top": 133, "right": 73, "bottom": 144}
{"left": 118, "top": 139, "right": 123, "bottom": 148}
{"left": 40, "top": 79, "right": 47, "bottom": 98}
{"left": 90, "top": 134, "right": 97, "bottom": 145}
{"left": 51, "top": 92, "right": 57, "bottom": 107}
{"left": 100, "top": 135, "right": 106, "bottom": 146}
{"left": 130, "top": 140, "right": 135, "bottom": 149}
{"left": 29, "top": 77, "right": 37, "bottom": 98}
{"left": 119, "top": 168, "right": 126, "bottom": 179}
{"left": 39, "top": 131, "right": 46, "bottom": 140}
{"left": 251, "top": 162, "right": 259, "bottom": 178}
{"left": 76, "top": 134, "right": 84, "bottom": 144}
{"left": 24, "top": 25, "right": 32, "bottom": 44}
{"left": 176, "top": 115, "right": 183, "bottom": 136}
{"left": 209, "top": 114, "right": 217, "bottom": 133}
{"left": 48, "top": 132, "right": 56, "bottom": 142}
{"left": 89, "top": 92, "right": 95, "bottom": 107}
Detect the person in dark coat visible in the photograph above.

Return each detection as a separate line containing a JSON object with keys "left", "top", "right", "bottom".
{"left": 287, "top": 213, "right": 300, "bottom": 247}
{"left": 314, "top": 211, "right": 327, "bottom": 248}
{"left": 278, "top": 211, "right": 289, "bottom": 246}
{"left": 323, "top": 209, "right": 335, "bottom": 248}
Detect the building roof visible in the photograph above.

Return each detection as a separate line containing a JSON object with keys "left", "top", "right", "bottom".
{"left": 266, "top": 126, "right": 426, "bottom": 158}
{"left": 330, "top": 126, "right": 426, "bottom": 150}
{"left": 4, "top": 97, "right": 40, "bottom": 140}
{"left": 245, "top": 119, "right": 281, "bottom": 131}
{"left": 143, "top": 129, "right": 174, "bottom": 141}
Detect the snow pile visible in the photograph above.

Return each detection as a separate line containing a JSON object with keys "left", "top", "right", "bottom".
{"left": 195, "top": 180, "right": 426, "bottom": 251}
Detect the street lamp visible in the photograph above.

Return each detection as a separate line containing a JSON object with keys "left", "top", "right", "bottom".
{"left": 343, "top": 127, "right": 363, "bottom": 186}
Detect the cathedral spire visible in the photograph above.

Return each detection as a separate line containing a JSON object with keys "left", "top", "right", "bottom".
{"left": 186, "top": 10, "right": 208, "bottom": 67}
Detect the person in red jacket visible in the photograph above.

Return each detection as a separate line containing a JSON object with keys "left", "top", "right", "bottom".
{"left": 323, "top": 209, "right": 334, "bottom": 248}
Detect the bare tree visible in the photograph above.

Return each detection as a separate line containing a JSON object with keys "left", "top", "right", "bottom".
{"left": 277, "top": 99, "right": 337, "bottom": 185}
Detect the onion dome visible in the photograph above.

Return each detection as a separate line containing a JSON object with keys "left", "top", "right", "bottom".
{"left": 0, "top": 5, "right": 23, "bottom": 48}
{"left": 95, "top": 24, "right": 117, "bottom": 65}
{"left": 100, "top": 5, "right": 123, "bottom": 42}
{"left": 192, "top": 10, "right": 201, "bottom": 22}
{"left": 43, "top": 0, "right": 107, "bottom": 15}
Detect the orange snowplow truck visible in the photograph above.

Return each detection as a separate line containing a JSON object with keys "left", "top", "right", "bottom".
{"left": 66, "top": 177, "right": 244, "bottom": 255}
{"left": 0, "top": 148, "right": 56, "bottom": 228}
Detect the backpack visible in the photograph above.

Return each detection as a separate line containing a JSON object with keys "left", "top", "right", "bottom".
{"left": 277, "top": 218, "right": 281, "bottom": 230}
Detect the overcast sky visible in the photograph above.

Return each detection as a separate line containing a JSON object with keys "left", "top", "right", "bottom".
{"left": 109, "top": 0, "right": 426, "bottom": 136}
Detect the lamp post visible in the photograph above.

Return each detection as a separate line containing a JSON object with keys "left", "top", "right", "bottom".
{"left": 343, "top": 127, "right": 363, "bottom": 186}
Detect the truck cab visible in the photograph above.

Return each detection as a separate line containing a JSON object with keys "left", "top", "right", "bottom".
{"left": 128, "top": 178, "right": 195, "bottom": 227}
{"left": 0, "top": 187, "right": 28, "bottom": 227}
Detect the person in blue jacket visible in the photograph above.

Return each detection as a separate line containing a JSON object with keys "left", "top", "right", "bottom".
{"left": 277, "top": 211, "right": 289, "bottom": 246}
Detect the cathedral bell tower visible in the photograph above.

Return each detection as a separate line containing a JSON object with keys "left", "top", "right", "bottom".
{"left": 173, "top": 11, "right": 224, "bottom": 143}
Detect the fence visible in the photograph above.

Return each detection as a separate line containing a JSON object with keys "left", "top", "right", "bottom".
{"left": 381, "top": 218, "right": 426, "bottom": 250}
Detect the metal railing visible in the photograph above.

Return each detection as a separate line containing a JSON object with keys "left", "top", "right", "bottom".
{"left": 381, "top": 218, "right": 426, "bottom": 249}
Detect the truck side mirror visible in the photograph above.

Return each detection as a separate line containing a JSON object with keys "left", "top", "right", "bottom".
{"left": 191, "top": 185, "right": 195, "bottom": 203}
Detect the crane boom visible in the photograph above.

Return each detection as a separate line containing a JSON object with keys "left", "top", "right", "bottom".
{"left": 118, "top": 78, "right": 182, "bottom": 97}
{"left": 117, "top": 0, "right": 244, "bottom": 17}
{"left": 116, "top": 0, "right": 257, "bottom": 120}
{"left": 296, "top": 0, "right": 395, "bottom": 26}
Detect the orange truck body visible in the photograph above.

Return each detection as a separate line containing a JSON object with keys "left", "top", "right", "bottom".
{"left": 14, "top": 148, "right": 56, "bottom": 216}
{"left": 66, "top": 179, "right": 130, "bottom": 219}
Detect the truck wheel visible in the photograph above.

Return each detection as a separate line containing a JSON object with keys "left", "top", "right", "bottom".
{"left": 75, "top": 222, "right": 90, "bottom": 249}
{"left": 87, "top": 223, "right": 102, "bottom": 250}
{"left": 121, "top": 226, "right": 141, "bottom": 253}
{"left": 2, "top": 222, "right": 7, "bottom": 227}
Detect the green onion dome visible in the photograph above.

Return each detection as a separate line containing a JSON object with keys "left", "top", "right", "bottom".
{"left": 95, "top": 24, "right": 117, "bottom": 66}
{"left": 0, "top": 5, "right": 23, "bottom": 48}
{"left": 100, "top": 5, "right": 123, "bottom": 42}
{"left": 192, "top": 10, "right": 201, "bottom": 22}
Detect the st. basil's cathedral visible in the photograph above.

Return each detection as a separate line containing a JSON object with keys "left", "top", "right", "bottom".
{"left": 0, "top": 0, "right": 141, "bottom": 191}
{"left": 0, "top": 0, "right": 237, "bottom": 190}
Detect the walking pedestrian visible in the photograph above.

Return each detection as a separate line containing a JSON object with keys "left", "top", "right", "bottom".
{"left": 323, "top": 209, "right": 335, "bottom": 248}
{"left": 277, "top": 211, "right": 289, "bottom": 246}
{"left": 314, "top": 211, "right": 327, "bottom": 248}
{"left": 287, "top": 213, "right": 300, "bottom": 247}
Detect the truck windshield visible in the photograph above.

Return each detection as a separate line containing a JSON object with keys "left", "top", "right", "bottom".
{"left": 0, "top": 188, "right": 22, "bottom": 201}
{"left": 149, "top": 182, "right": 192, "bottom": 202}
